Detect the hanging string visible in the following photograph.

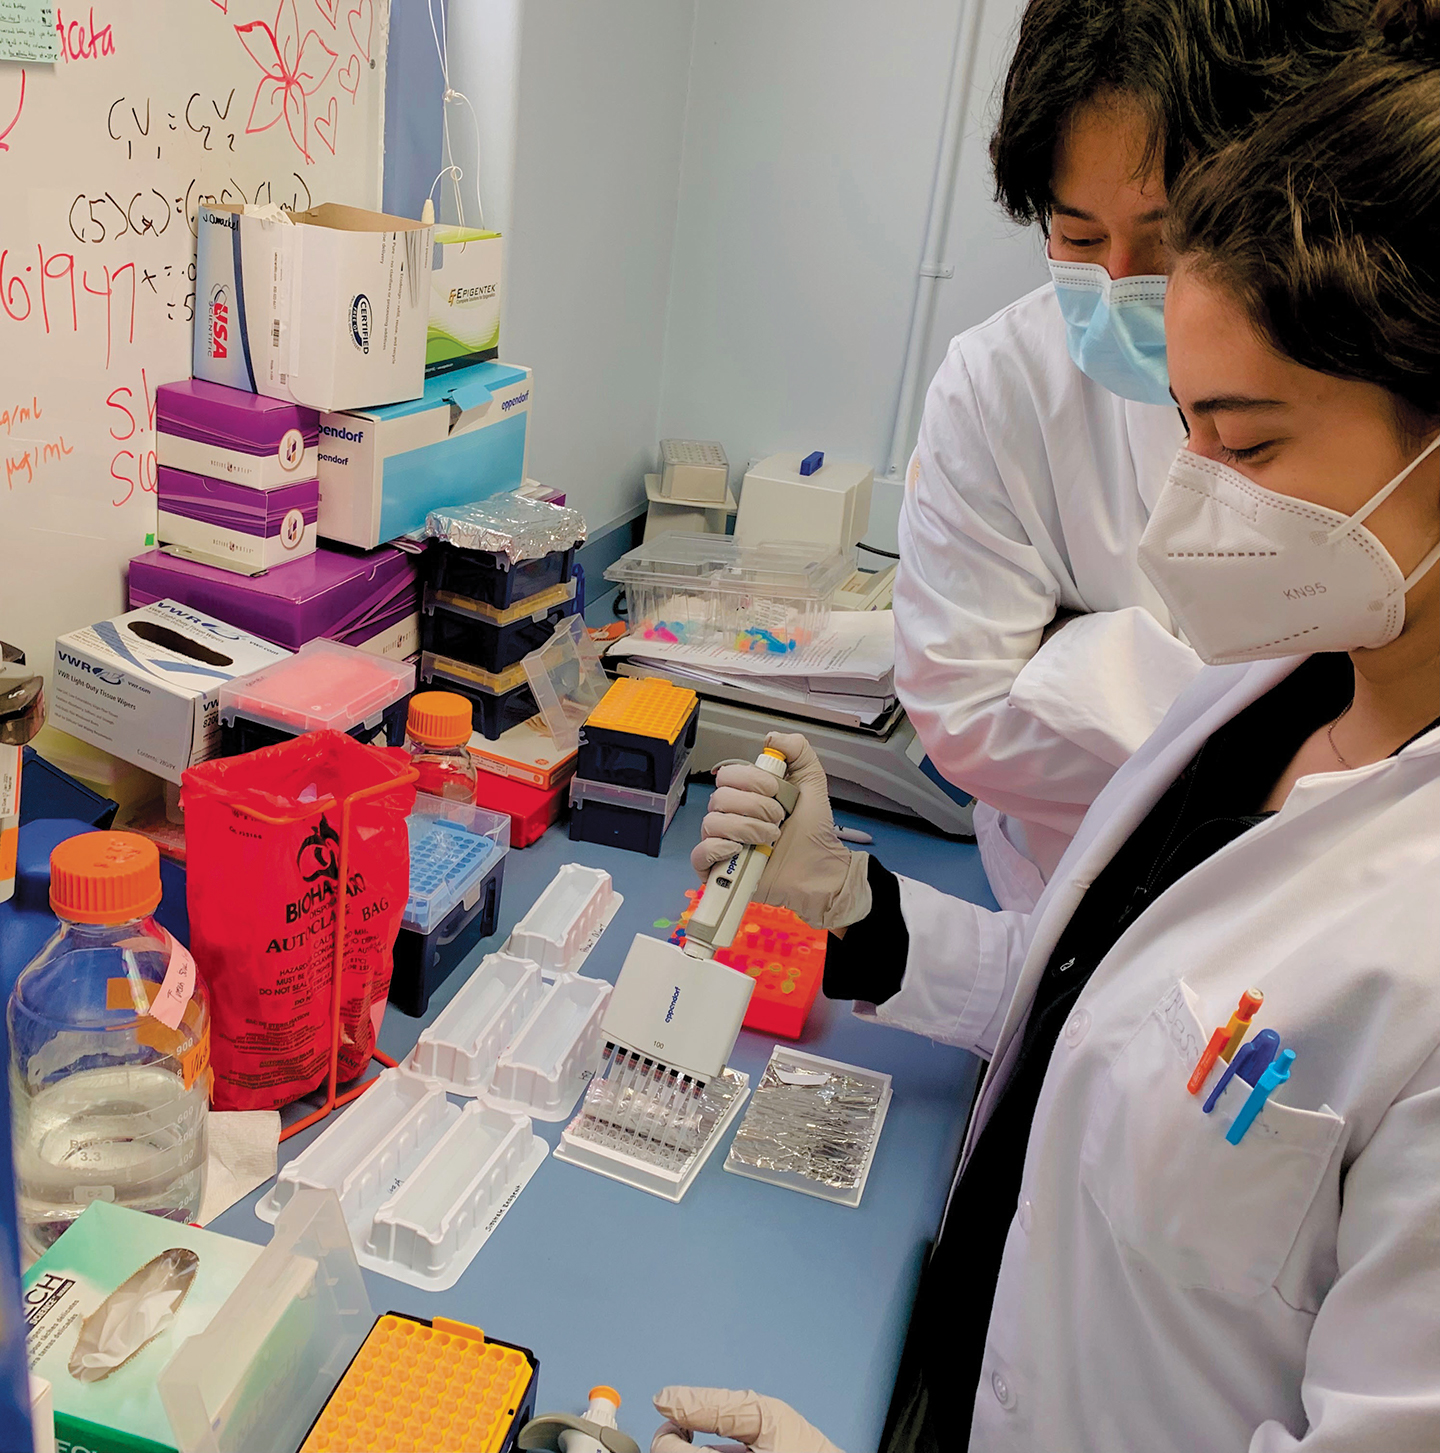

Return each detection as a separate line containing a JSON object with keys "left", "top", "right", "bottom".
{"left": 427, "top": 0, "right": 486, "bottom": 229}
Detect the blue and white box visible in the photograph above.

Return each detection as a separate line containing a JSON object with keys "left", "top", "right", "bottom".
{"left": 316, "top": 360, "right": 532, "bottom": 549}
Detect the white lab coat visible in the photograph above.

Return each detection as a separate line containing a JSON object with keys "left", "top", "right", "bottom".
{"left": 895, "top": 282, "right": 1202, "bottom": 911}
{"left": 865, "top": 656, "right": 1440, "bottom": 1452}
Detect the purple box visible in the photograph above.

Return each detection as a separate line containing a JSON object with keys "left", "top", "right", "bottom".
{"left": 156, "top": 378, "right": 320, "bottom": 488}
{"left": 157, "top": 465, "right": 319, "bottom": 574}
{"left": 127, "top": 543, "right": 424, "bottom": 659}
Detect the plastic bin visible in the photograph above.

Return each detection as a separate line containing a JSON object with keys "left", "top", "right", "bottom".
{"left": 258, "top": 1066, "right": 547, "bottom": 1292}
{"left": 568, "top": 750, "right": 691, "bottom": 858}
{"left": 507, "top": 864, "right": 620, "bottom": 974}
{"left": 421, "top": 580, "right": 578, "bottom": 674}
{"left": 16, "top": 748, "right": 118, "bottom": 829}
{"left": 390, "top": 798, "right": 511, "bottom": 1017}
{"left": 473, "top": 767, "right": 568, "bottom": 847}
{"left": 219, "top": 639, "right": 414, "bottom": 756}
{"left": 420, "top": 651, "right": 538, "bottom": 742}
{"left": 299, "top": 1312, "right": 537, "bottom": 1453}
{"left": 428, "top": 539, "right": 577, "bottom": 609}
{"left": 577, "top": 677, "right": 700, "bottom": 791}
{"left": 604, "top": 533, "right": 851, "bottom": 656}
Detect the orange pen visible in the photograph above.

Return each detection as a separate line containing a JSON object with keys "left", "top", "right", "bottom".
{"left": 1187, "top": 988, "right": 1264, "bottom": 1095}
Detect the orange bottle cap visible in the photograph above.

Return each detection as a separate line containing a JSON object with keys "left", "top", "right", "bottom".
{"left": 50, "top": 831, "right": 161, "bottom": 925}
{"left": 407, "top": 691, "right": 473, "bottom": 748}
{"left": 589, "top": 1385, "right": 621, "bottom": 1406}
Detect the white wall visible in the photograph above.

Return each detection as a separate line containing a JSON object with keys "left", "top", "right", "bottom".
{"left": 496, "top": 0, "right": 698, "bottom": 535}
{"left": 655, "top": 0, "right": 1047, "bottom": 550}
{"left": 452, "top": 0, "right": 1047, "bottom": 543}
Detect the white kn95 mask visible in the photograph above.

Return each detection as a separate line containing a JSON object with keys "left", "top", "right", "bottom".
{"left": 1138, "top": 433, "right": 1440, "bottom": 664}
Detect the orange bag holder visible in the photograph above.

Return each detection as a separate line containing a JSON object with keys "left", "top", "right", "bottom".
{"left": 213, "top": 756, "right": 419, "bottom": 1143}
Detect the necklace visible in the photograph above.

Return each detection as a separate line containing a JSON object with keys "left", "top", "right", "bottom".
{"left": 1327, "top": 700, "right": 1355, "bottom": 769}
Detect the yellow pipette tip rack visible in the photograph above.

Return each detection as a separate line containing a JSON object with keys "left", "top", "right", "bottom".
{"left": 584, "top": 677, "right": 699, "bottom": 744}
{"left": 300, "top": 1313, "right": 536, "bottom": 1453}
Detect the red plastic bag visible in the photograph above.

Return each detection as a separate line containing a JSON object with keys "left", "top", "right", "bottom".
{"left": 182, "top": 731, "right": 416, "bottom": 1112}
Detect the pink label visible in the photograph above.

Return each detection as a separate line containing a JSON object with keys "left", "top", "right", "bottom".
{"left": 150, "top": 933, "right": 196, "bottom": 1030}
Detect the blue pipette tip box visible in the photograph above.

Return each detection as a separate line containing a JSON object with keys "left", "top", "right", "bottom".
{"left": 391, "top": 799, "right": 511, "bottom": 1018}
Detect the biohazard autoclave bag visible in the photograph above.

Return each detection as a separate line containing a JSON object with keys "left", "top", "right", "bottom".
{"left": 183, "top": 731, "right": 416, "bottom": 1112}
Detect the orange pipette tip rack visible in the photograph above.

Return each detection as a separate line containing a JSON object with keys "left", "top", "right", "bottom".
{"left": 299, "top": 1313, "right": 536, "bottom": 1453}
{"left": 675, "top": 891, "right": 826, "bottom": 1040}
{"left": 585, "top": 677, "right": 699, "bottom": 744}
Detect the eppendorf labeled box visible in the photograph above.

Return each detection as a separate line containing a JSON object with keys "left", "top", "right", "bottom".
{"left": 50, "top": 599, "right": 291, "bottom": 784}
{"left": 317, "top": 360, "right": 531, "bottom": 549}
{"left": 193, "top": 203, "right": 434, "bottom": 412}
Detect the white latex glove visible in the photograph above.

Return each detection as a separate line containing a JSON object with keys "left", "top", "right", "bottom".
{"left": 651, "top": 1387, "right": 843, "bottom": 1453}
{"left": 690, "top": 732, "right": 871, "bottom": 932}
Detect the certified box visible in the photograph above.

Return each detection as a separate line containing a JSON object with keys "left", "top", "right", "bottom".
{"left": 50, "top": 600, "right": 291, "bottom": 785}
{"left": 193, "top": 203, "right": 434, "bottom": 412}
{"left": 427, "top": 226, "right": 503, "bottom": 375}
{"left": 156, "top": 378, "right": 318, "bottom": 488}
{"left": 157, "top": 466, "right": 318, "bottom": 574}
{"left": 317, "top": 361, "right": 532, "bottom": 549}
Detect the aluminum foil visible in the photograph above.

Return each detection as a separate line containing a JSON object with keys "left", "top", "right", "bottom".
{"left": 425, "top": 495, "right": 587, "bottom": 563}
{"left": 726, "top": 1054, "right": 886, "bottom": 1190}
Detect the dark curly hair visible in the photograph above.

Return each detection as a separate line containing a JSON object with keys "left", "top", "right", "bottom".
{"left": 1167, "top": 0, "right": 1440, "bottom": 432}
{"left": 990, "top": 0, "right": 1369, "bottom": 229}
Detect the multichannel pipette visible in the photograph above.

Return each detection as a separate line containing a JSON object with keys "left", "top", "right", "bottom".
{"left": 564, "top": 745, "right": 798, "bottom": 1185}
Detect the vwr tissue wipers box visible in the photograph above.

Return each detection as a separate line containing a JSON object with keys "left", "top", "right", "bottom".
{"left": 50, "top": 600, "right": 291, "bottom": 784}
{"left": 193, "top": 203, "right": 434, "bottom": 413}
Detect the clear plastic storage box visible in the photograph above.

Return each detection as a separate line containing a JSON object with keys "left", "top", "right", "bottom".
{"left": 219, "top": 639, "right": 414, "bottom": 755}
{"left": 603, "top": 533, "right": 851, "bottom": 655}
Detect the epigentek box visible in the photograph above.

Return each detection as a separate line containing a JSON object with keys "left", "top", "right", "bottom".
{"left": 427, "top": 226, "right": 503, "bottom": 376}
{"left": 193, "top": 203, "right": 434, "bottom": 413}
{"left": 50, "top": 600, "right": 291, "bottom": 784}
{"left": 317, "top": 360, "right": 531, "bottom": 549}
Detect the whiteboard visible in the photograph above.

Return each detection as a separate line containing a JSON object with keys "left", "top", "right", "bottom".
{"left": 0, "top": 0, "right": 392, "bottom": 671}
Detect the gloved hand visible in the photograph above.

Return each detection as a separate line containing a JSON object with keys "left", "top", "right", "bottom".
{"left": 650, "top": 1387, "right": 843, "bottom": 1453}
{"left": 690, "top": 732, "right": 871, "bottom": 932}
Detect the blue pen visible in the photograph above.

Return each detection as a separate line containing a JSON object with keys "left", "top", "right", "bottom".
{"left": 1227, "top": 1048, "right": 1296, "bottom": 1145}
{"left": 1203, "top": 1028, "right": 1280, "bottom": 1114}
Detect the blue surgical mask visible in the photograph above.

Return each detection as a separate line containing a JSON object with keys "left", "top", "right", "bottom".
{"left": 1048, "top": 259, "right": 1171, "bottom": 406}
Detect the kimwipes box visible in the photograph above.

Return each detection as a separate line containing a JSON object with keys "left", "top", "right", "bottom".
{"left": 317, "top": 360, "right": 531, "bottom": 549}
{"left": 50, "top": 600, "right": 291, "bottom": 784}
{"left": 193, "top": 203, "right": 435, "bottom": 413}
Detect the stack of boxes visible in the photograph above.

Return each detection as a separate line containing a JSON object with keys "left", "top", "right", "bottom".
{"left": 568, "top": 677, "right": 700, "bottom": 857}
{"left": 419, "top": 519, "right": 589, "bottom": 846}
{"left": 155, "top": 381, "right": 321, "bottom": 574}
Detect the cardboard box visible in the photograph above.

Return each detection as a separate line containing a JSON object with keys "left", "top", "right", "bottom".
{"left": 23, "top": 1202, "right": 262, "bottom": 1453}
{"left": 317, "top": 360, "right": 532, "bottom": 549}
{"left": 193, "top": 203, "right": 434, "bottom": 412}
{"left": 156, "top": 379, "right": 319, "bottom": 490}
{"left": 50, "top": 600, "right": 291, "bottom": 784}
{"left": 427, "top": 226, "right": 503, "bottom": 375}
{"left": 156, "top": 467, "right": 318, "bottom": 574}
{"left": 127, "top": 545, "right": 423, "bottom": 658}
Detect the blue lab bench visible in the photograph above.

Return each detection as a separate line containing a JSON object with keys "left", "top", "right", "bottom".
{"left": 86, "top": 792, "right": 988, "bottom": 1451}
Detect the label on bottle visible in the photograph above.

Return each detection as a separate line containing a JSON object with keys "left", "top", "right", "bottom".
{"left": 151, "top": 932, "right": 197, "bottom": 1030}
{"left": 181, "top": 1025, "right": 211, "bottom": 1092}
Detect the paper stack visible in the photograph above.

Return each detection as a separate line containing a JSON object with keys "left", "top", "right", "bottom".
{"left": 608, "top": 610, "right": 898, "bottom": 730}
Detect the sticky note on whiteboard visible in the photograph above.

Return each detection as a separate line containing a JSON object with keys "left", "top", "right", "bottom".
{"left": 0, "top": 2, "right": 58, "bottom": 63}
